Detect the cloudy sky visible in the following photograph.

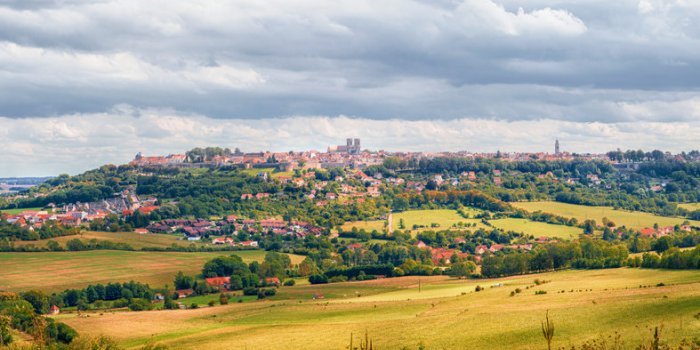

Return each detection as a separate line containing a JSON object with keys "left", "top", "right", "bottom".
{"left": 1, "top": 0, "right": 699, "bottom": 176}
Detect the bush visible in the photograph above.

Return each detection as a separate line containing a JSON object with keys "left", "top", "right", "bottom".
{"left": 190, "top": 303, "right": 198, "bottom": 309}
{"left": 328, "top": 276, "right": 348, "bottom": 283}
{"left": 309, "top": 274, "right": 328, "bottom": 284}
{"left": 128, "top": 298, "right": 154, "bottom": 311}
{"left": 219, "top": 293, "right": 230, "bottom": 305}
{"left": 283, "top": 279, "right": 296, "bottom": 286}
{"left": 207, "top": 300, "right": 216, "bottom": 307}
{"left": 475, "top": 285, "right": 483, "bottom": 292}
{"left": 535, "top": 290, "right": 547, "bottom": 295}
{"left": 243, "top": 287, "right": 259, "bottom": 296}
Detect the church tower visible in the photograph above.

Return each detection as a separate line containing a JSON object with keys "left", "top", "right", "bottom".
{"left": 555, "top": 139, "right": 560, "bottom": 155}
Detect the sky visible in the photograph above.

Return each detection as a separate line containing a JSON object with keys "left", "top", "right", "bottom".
{"left": 1, "top": 0, "right": 699, "bottom": 176}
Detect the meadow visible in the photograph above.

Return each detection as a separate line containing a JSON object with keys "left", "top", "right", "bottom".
{"left": 0, "top": 250, "right": 304, "bottom": 292}
{"left": 511, "top": 201, "right": 700, "bottom": 230}
{"left": 10, "top": 231, "right": 204, "bottom": 250}
{"left": 59, "top": 268, "right": 700, "bottom": 350}
{"left": 489, "top": 218, "right": 583, "bottom": 239}
{"left": 391, "top": 209, "right": 489, "bottom": 234}
{"left": 0, "top": 207, "right": 45, "bottom": 215}
{"left": 678, "top": 203, "right": 700, "bottom": 212}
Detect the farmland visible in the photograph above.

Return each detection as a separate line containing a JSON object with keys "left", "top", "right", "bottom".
{"left": 10, "top": 231, "right": 205, "bottom": 250}
{"left": 340, "top": 219, "right": 386, "bottom": 233}
{"left": 511, "top": 201, "right": 700, "bottom": 230}
{"left": 60, "top": 268, "right": 700, "bottom": 350}
{"left": 391, "top": 209, "right": 488, "bottom": 234}
{"left": 679, "top": 203, "right": 700, "bottom": 212}
{"left": 0, "top": 250, "right": 304, "bottom": 293}
{"left": 489, "top": 218, "right": 583, "bottom": 239}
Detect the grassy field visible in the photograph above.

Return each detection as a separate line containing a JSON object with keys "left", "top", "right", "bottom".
{"left": 340, "top": 220, "right": 386, "bottom": 233}
{"left": 240, "top": 167, "right": 293, "bottom": 179}
{"left": 391, "top": 209, "right": 489, "bottom": 233}
{"left": 0, "top": 207, "right": 45, "bottom": 215}
{"left": 59, "top": 268, "right": 700, "bottom": 350}
{"left": 678, "top": 203, "right": 700, "bottom": 212}
{"left": 11, "top": 231, "right": 204, "bottom": 250}
{"left": 489, "top": 218, "right": 583, "bottom": 239}
{"left": 0, "top": 250, "right": 304, "bottom": 292}
{"left": 511, "top": 201, "right": 700, "bottom": 230}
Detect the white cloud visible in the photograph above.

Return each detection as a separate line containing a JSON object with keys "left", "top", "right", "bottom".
{"left": 1, "top": 107, "right": 699, "bottom": 176}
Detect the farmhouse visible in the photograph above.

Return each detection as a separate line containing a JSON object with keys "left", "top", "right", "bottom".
{"left": 205, "top": 277, "right": 231, "bottom": 290}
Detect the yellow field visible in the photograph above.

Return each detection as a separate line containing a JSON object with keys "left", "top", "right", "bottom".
{"left": 679, "top": 203, "right": 700, "bottom": 212}
{"left": 59, "top": 268, "right": 700, "bottom": 350}
{"left": 512, "top": 201, "right": 700, "bottom": 230}
{"left": 489, "top": 218, "right": 583, "bottom": 239}
{"left": 11, "top": 231, "right": 201, "bottom": 250}
{"left": 0, "top": 250, "right": 304, "bottom": 292}
{"left": 340, "top": 220, "right": 386, "bottom": 233}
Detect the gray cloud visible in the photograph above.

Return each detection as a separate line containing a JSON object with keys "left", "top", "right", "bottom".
{"left": 0, "top": 0, "right": 699, "bottom": 120}
{"left": 1, "top": 0, "right": 700, "bottom": 175}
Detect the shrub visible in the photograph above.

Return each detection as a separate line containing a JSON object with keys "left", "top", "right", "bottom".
{"left": 207, "top": 300, "right": 216, "bottom": 307}
{"left": 283, "top": 279, "right": 296, "bottom": 286}
{"left": 535, "top": 290, "right": 547, "bottom": 295}
{"left": 475, "top": 285, "right": 483, "bottom": 292}
{"left": 309, "top": 274, "right": 328, "bottom": 284}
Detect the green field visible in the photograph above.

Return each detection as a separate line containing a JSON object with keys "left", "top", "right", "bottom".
{"left": 392, "top": 209, "right": 488, "bottom": 233}
{"left": 11, "top": 231, "right": 203, "bottom": 250}
{"left": 489, "top": 218, "right": 583, "bottom": 239}
{"left": 512, "top": 201, "right": 700, "bottom": 230}
{"left": 678, "top": 203, "right": 700, "bottom": 212}
{"left": 59, "top": 268, "right": 700, "bottom": 350}
{"left": 0, "top": 207, "right": 45, "bottom": 215}
{"left": 0, "top": 250, "right": 304, "bottom": 292}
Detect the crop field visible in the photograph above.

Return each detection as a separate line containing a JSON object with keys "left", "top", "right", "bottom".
{"left": 10, "top": 231, "right": 205, "bottom": 250}
{"left": 511, "top": 201, "right": 700, "bottom": 230}
{"left": 240, "top": 167, "right": 292, "bottom": 179}
{"left": 678, "top": 203, "right": 700, "bottom": 212}
{"left": 488, "top": 218, "right": 583, "bottom": 239}
{"left": 391, "top": 209, "right": 489, "bottom": 233}
{"left": 0, "top": 250, "right": 304, "bottom": 292}
{"left": 59, "top": 268, "right": 700, "bottom": 350}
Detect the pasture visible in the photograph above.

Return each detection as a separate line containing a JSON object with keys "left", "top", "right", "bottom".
{"left": 511, "top": 201, "right": 700, "bottom": 230}
{"left": 488, "top": 218, "right": 583, "bottom": 240}
{"left": 60, "top": 268, "right": 700, "bottom": 350}
{"left": 10, "top": 231, "right": 203, "bottom": 250}
{"left": 0, "top": 207, "right": 45, "bottom": 215}
{"left": 340, "top": 220, "right": 386, "bottom": 233}
{"left": 678, "top": 202, "right": 700, "bottom": 212}
{"left": 0, "top": 250, "right": 304, "bottom": 292}
{"left": 391, "top": 209, "right": 488, "bottom": 233}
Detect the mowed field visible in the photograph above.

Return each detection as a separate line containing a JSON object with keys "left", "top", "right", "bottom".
{"left": 391, "top": 209, "right": 489, "bottom": 234}
{"left": 60, "top": 268, "right": 700, "bottom": 350}
{"left": 512, "top": 201, "right": 700, "bottom": 230}
{"left": 679, "top": 203, "right": 700, "bottom": 211}
{"left": 0, "top": 250, "right": 304, "bottom": 292}
{"left": 489, "top": 218, "right": 583, "bottom": 239}
{"left": 11, "top": 231, "right": 204, "bottom": 250}
{"left": 340, "top": 220, "right": 386, "bottom": 233}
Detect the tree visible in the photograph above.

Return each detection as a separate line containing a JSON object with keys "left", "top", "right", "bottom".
{"left": 0, "top": 316, "right": 12, "bottom": 346}
{"left": 449, "top": 261, "right": 476, "bottom": 278}
{"left": 21, "top": 290, "right": 49, "bottom": 314}
{"left": 174, "top": 271, "right": 195, "bottom": 290}
{"left": 541, "top": 310, "right": 555, "bottom": 350}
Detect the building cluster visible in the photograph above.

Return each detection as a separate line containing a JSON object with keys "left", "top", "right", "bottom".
{"left": 145, "top": 215, "right": 324, "bottom": 243}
